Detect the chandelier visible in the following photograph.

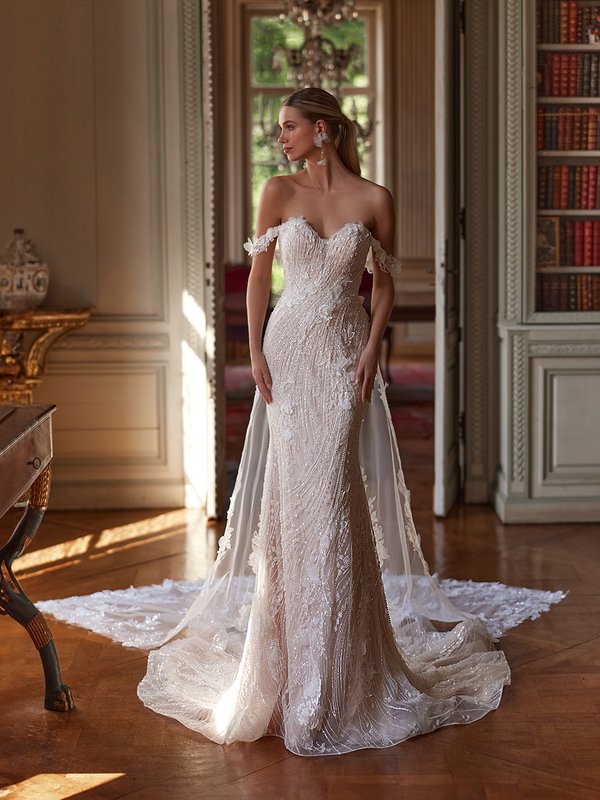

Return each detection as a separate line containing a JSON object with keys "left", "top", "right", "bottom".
{"left": 275, "top": 1, "right": 362, "bottom": 96}
{"left": 256, "top": 1, "right": 375, "bottom": 169}
{"left": 279, "top": 1, "right": 359, "bottom": 29}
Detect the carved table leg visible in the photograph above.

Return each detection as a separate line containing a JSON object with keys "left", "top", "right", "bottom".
{"left": 0, "top": 466, "right": 74, "bottom": 711}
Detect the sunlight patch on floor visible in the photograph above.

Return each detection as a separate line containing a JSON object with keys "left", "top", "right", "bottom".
{"left": 0, "top": 773, "right": 125, "bottom": 800}
{"left": 11, "top": 509, "right": 207, "bottom": 579}
{"left": 95, "top": 508, "right": 204, "bottom": 548}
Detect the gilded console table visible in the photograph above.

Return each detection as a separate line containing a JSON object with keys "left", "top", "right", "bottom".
{"left": 0, "top": 308, "right": 91, "bottom": 405}
{"left": 0, "top": 404, "right": 73, "bottom": 711}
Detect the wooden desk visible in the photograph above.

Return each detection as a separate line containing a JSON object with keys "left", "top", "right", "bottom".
{"left": 0, "top": 404, "right": 74, "bottom": 711}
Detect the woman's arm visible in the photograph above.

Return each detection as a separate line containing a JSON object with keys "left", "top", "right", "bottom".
{"left": 355, "top": 187, "right": 396, "bottom": 402}
{"left": 247, "top": 177, "right": 282, "bottom": 404}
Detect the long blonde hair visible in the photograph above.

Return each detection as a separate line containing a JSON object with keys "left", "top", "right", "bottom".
{"left": 283, "top": 88, "right": 361, "bottom": 176}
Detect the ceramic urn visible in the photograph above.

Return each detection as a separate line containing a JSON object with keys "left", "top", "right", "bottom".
{"left": 0, "top": 228, "right": 50, "bottom": 312}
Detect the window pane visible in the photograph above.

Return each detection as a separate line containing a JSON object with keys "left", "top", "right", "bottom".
{"left": 321, "top": 19, "right": 368, "bottom": 88}
{"left": 251, "top": 16, "right": 368, "bottom": 90}
{"left": 251, "top": 17, "right": 304, "bottom": 86}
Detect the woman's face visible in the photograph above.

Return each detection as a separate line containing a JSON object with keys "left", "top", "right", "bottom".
{"left": 277, "top": 105, "right": 319, "bottom": 162}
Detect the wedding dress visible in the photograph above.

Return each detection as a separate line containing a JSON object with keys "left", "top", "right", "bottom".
{"left": 37, "top": 216, "right": 565, "bottom": 757}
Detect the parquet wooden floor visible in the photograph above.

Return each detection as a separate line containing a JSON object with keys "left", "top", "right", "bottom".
{"left": 0, "top": 435, "right": 598, "bottom": 799}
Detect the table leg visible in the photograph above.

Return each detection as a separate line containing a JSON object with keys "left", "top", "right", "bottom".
{"left": 0, "top": 466, "right": 74, "bottom": 711}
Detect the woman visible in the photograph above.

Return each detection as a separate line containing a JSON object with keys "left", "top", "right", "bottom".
{"left": 136, "top": 88, "right": 511, "bottom": 756}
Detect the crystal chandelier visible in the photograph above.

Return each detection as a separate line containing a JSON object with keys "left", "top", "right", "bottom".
{"left": 276, "top": 1, "right": 361, "bottom": 96}
{"left": 279, "top": 1, "right": 359, "bottom": 29}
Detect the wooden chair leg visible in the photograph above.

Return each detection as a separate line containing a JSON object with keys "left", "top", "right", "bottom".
{"left": 0, "top": 466, "right": 74, "bottom": 711}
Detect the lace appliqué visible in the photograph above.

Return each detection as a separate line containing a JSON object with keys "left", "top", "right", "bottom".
{"left": 243, "top": 225, "right": 280, "bottom": 257}
{"left": 367, "top": 236, "right": 401, "bottom": 275}
{"left": 361, "top": 465, "right": 390, "bottom": 567}
{"left": 247, "top": 526, "right": 261, "bottom": 574}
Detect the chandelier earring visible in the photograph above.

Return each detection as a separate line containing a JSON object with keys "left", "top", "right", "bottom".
{"left": 313, "top": 131, "right": 331, "bottom": 167}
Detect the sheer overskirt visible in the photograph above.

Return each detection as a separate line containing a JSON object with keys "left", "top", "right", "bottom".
{"left": 135, "top": 218, "right": 513, "bottom": 755}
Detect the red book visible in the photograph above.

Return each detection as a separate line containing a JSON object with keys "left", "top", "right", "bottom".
{"left": 588, "top": 108, "right": 598, "bottom": 151}
{"left": 589, "top": 165, "right": 598, "bottom": 209}
{"left": 568, "top": 1, "right": 578, "bottom": 44}
{"left": 593, "top": 221, "right": 600, "bottom": 265}
{"left": 584, "top": 220, "right": 594, "bottom": 266}
{"left": 551, "top": 54, "right": 561, "bottom": 96}
{"left": 560, "top": 1, "right": 570, "bottom": 44}
{"left": 560, "top": 54, "right": 570, "bottom": 96}
{"left": 574, "top": 105, "right": 583, "bottom": 148}
{"left": 574, "top": 220, "right": 584, "bottom": 265}
{"left": 581, "top": 165, "right": 589, "bottom": 209}
{"left": 568, "top": 54, "right": 578, "bottom": 96}
{"left": 560, "top": 165, "right": 570, "bottom": 208}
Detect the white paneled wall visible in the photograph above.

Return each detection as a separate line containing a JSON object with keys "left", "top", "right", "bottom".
{"left": 0, "top": 0, "right": 185, "bottom": 507}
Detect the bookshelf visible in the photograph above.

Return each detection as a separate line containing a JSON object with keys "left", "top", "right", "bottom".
{"left": 495, "top": 0, "right": 600, "bottom": 523}
{"left": 532, "top": 0, "right": 600, "bottom": 318}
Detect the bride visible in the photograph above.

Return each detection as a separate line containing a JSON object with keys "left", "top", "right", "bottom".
{"left": 133, "top": 87, "right": 512, "bottom": 756}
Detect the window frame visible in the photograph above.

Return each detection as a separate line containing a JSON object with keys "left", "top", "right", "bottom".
{"left": 241, "top": 2, "right": 383, "bottom": 239}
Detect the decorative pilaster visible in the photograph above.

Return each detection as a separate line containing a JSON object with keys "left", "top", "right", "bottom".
{"left": 501, "top": 0, "right": 523, "bottom": 323}
{"left": 180, "top": 0, "right": 226, "bottom": 517}
{"left": 510, "top": 331, "right": 527, "bottom": 492}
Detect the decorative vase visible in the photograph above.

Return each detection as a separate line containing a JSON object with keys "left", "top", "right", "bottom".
{"left": 0, "top": 228, "right": 50, "bottom": 313}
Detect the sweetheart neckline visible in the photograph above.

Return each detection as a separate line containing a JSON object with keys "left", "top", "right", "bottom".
{"left": 281, "top": 215, "right": 371, "bottom": 243}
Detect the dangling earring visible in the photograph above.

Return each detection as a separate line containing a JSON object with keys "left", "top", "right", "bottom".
{"left": 313, "top": 131, "right": 331, "bottom": 166}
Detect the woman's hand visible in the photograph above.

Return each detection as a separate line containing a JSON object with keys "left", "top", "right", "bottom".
{"left": 354, "top": 344, "right": 379, "bottom": 403}
{"left": 251, "top": 350, "right": 273, "bottom": 404}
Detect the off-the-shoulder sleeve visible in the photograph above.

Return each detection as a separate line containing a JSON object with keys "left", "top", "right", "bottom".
{"left": 367, "top": 235, "right": 401, "bottom": 275}
{"left": 243, "top": 225, "right": 280, "bottom": 257}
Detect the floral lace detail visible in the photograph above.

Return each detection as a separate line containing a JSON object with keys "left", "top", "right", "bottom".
{"left": 367, "top": 236, "right": 401, "bottom": 275}
{"left": 333, "top": 353, "right": 357, "bottom": 410}
{"left": 361, "top": 465, "right": 390, "bottom": 566}
{"left": 247, "top": 526, "right": 261, "bottom": 574}
{"left": 243, "top": 225, "right": 280, "bottom": 257}
{"left": 216, "top": 523, "right": 234, "bottom": 560}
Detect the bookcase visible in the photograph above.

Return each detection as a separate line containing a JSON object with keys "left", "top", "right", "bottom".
{"left": 531, "top": 0, "right": 600, "bottom": 320}
{"left": 495, "top": 0, "right": 600, "bottom": 522}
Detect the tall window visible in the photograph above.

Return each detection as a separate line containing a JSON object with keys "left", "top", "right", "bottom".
{"left": 247, "top": 9, "right": 377, "bottom": 239}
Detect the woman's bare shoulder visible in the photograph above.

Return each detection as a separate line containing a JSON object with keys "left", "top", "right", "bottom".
{"left": 257, "top": 174, "right": 299, "bottom": 221}
{"left": 261, "top": 173, "right": 302, "bottom": 199}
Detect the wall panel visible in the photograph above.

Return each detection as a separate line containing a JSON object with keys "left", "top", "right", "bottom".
{"left": 0, "top": 0, "right": 185, "bottom": 508}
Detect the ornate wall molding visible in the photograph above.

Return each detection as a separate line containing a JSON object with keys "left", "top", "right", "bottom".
{"left": 503, "top": 0, "right": 522, "bottom": 323}
{"left": 529, "top": 342, "right": 600, "bottom": 357}
{"left": 510, "top": 332, "right": 527, "bottom": 488}
{"left": 55, "top": 334, "right": 169, "bottom": 350}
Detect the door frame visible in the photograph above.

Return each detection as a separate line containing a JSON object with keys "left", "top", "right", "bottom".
{"left": 462, "top": 0, "right": 500, "bottom": 504}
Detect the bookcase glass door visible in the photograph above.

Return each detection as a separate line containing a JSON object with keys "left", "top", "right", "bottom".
{"left": 535, "top": 0, "right": 600, "bottom": 318}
